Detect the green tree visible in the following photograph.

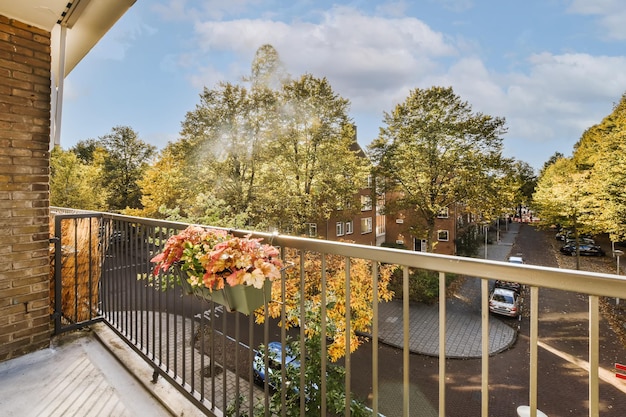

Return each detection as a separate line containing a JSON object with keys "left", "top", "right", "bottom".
{"left": 368, "top": 86, "right": 508, "bottom": 251}
{"left": 50, "top": 146, "right": 107, "bottom": 210}
{"left": 70, "top": 138, "right": 102, "bottom": 164}
{"left": 128, "top": 141, "right": 190, "bottom": 219}
{"left": 533, "top": 157, "right": 596, "bottom": 269}
{"left": 255, "top": 74, "right": 369, "bottom": 234}
{"left": 100, "top": 126, "right": 156, "bottom": 211}
{"left": 177, "top": 47, "right": 367, "bottom": 234}
{"left": 511, "top": 159, "right": 537, "bottom": 205}
{"left": 539, "top": 151, "right": 565, "bottom": 177}
{"left": 580, "top": 93, "right": 626, "bottom": 242}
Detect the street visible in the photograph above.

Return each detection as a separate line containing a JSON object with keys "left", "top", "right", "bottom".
{"left": 349, "top": 223, "right": 626, "bottom": 417}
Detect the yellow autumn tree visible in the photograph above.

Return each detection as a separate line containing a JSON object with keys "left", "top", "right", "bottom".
{"left": 257, "top": 248, "right": 394, "bottom": 362}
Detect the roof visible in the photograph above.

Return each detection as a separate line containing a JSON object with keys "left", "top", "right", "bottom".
{"left": 0, "top": 0, "right": 136, "bottom": 77}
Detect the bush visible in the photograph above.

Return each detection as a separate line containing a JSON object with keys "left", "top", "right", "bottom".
{"left": 389, "top": 267, "right": 458, "bottom": 304}
{"left": 455, "top": 225, "right": 481, "bottom": 257}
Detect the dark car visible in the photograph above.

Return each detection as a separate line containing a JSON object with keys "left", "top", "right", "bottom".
{"left": 556, "top": 230, "right": 593, "bottom": 242}
{"left": 495, "top": 280, "right": 522, "bottom": 293}
{"left": 559, "top": 243, "right": 605, "bottom": 256}
{"left": 565, "top": 237, "right": 595, "bottom": 246}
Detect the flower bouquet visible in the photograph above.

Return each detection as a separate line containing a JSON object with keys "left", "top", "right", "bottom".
{"left": 150, "top": 225, "right": 283, "bottom": 315}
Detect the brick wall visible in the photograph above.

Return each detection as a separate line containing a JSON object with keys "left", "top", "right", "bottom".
{"left": 0, "top": 15, "right": 52, "bottom": 361}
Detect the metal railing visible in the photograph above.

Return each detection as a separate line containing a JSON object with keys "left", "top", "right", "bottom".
{"left": 50, "top": 208, "right": 626, "bottom": 417}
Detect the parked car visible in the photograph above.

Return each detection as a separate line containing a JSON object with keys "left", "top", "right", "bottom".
{"left": 495, "top": 280, "right": 522, "bottom": 293}
{"left": 253, "top": 342, "right": 386, "bottom": 416}
{"left": 495, "top": 255, "right": 523, "bottom": 293}
{"left": 559, "top": 243, "right": 605, "bottom": 257}
{"left": 489, "top": 287, "right": 521, "bottom": 317}
{"left": 565, "top": 237, "right": 595, "bottom": 246}
{"left": 252, "top": 341, "right": 299, "bottom": 389}
{"left": 556, "top": 230, "right": 593, "bottom": 242}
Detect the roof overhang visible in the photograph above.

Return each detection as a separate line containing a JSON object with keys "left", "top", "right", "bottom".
{"left": 0, "top": 0, "right": 137, "bottom": 78}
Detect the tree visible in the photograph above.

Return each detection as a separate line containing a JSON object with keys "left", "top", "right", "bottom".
{"left": 129, "top": 141, "right": 191, "bottom": 219}
{"left": 368, "top": 86, "right": 508, "bottom": 251}
{"left": 70, "top": 138, "right": 102, "bottom": 164}
{"left": 100, "top": 126, "right": 156, "bottom": 211}
{"left": 254, "top": 74, "right": 369, "bottom": 234}
{"left": 50, "top": 146, "right": 107, "bottom": 210}
{"left": 510, "top": 159, "right": 537, "bottom": 205}
{"left": 539, "top": 151, "right": 565, "bottom": 177}
{"left": 533, "top": 157, "right": 596, "bottom": 269}
{"left": 579, "top": 93, "right": 626, "bottom": 242}
{"left": 177, "top": 49, "right": 368, "bottom": 234}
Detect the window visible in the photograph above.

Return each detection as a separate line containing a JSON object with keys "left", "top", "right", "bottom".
{"left": 361, "top": 195, "right": 372, "bottom": 211}
{"left": 361, "top": 217, "right": 373, "bottom": 234}
{"left": 438, "top": 230, "right": 449, "bottom": 241}
{"left": 376, "top": 214, "right": 386, "bottom": 236}
{"left": 306, "top": 223, "right": 317, "bottom": 237}
{"left": 345, "top": 221, "right": 353, "bottom": 234}
{"left": 336, "top": 222, "right": 344, "bottom": 237}
{"left": 437, "top": 207, "right": 449, "bottom": 218}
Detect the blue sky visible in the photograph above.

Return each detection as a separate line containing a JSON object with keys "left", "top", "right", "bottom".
{"left": 61, "top": 0, "right": 626, "bottom": 171}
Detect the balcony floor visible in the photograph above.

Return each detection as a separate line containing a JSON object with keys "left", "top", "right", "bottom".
{"left": 0, "top": 325, "right": 201, "bottom": 417}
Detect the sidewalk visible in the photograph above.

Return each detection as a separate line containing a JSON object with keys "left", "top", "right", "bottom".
{"left": 377, "top": 222, "right": 521, "bottom": 358}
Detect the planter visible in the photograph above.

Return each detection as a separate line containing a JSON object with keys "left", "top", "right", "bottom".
{"left": 178, "top": 269, "right": 271, "bottom": 315}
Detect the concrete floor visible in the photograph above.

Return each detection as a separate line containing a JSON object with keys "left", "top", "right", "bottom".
{"left": 0, "top": 325, "right": 202, "bottom": 417}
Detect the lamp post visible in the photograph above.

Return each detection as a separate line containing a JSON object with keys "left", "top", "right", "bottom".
{"left": 484, "top": 223, "right": 489, "bottom": 259}
{"left": 614, "top": 249, "right": 623, "bottom": 305}
{"left": 614, "top": 250, "right": 624, "bottom": 275}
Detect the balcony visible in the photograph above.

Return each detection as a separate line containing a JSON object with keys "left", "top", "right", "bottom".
{"left": 2, "top": 208, "right": 626, "bottom": 417}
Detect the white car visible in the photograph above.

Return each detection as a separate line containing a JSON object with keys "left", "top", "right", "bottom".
{"left": 489, "top": 287, "right": 521, "bottom": 317}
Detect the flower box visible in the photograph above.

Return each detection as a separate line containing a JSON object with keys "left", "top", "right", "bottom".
{"left": 148, "top": 225, "right": 282, "bottom": 316}
{"left": 178, "top": 267, "right": 271, "bottom": 315}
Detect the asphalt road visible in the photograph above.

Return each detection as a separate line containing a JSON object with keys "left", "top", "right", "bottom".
{"left": 349, "top": 224, "right": 626, "bottom": 417}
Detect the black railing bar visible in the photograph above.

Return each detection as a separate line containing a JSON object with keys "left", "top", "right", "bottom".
{"left": 210, "top": 298, "right": 216, "bottom": 408}
{"left": 234, "top": 310, "right": 241, "bottom": 416}
{"left": 190, "top": 294, "right": 196, "bottom": 396}
{"left": 73, "top": 218, "right": 79, "bottom": 323}
{"left": 199, "top": 299, "right": 207, "bottom": 403}
{"left": 248, "top": 308, "right": 252, "bottom": 416}
{"left": 221, "top": 305, "right": 227, "bottom": 412}
{"left": 53, "top": 215, "right": 63, "bottom": 334}
{"left": 87, "top": 217, "right": 93, "bottom": 321}
{"left": 263, "top": 276, "right": 270, "bottom": 416}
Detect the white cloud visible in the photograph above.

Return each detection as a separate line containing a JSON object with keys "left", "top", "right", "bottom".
{"left": 192, "top": 7, "right": 457, "bottom": 112}
{"left": 184, "top": 4, "right": 626, "bottom": 169}
{"left": 568, "top": 0, "right": 626, "bottom": 40}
